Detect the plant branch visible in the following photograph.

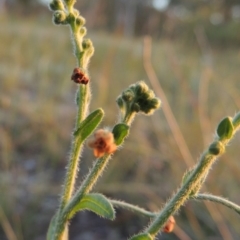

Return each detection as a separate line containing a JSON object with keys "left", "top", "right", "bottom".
{"left": 110, "top": 199, "right": 156, "bottom": 218}
{"left": 193, "top": 193, "right": 240, "bottom": 215}
{"left": 63, "top": 154, "right": 111, "bottom": 215}
{"left": 130, "top": 112, "right": 240, "bottom": 239}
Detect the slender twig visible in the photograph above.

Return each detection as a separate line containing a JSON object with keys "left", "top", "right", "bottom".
{"left": 64, "top": 155, "right": 112, "bottom": 216}
{"left": 193, "top": 193, "right": 240, "bottom": 215}
{"left": 54, "top": 154, "right": 112, "bottom": 239}
{"left": 110, "top": 199, "right": 156, "bottom": 218}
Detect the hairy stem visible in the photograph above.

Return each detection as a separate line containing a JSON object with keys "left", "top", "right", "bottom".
{"left": 70, "top": 25, "right": 83, "bottom": 67}
{"left": 64, "top": 154, "right": 112, "bottom": 216}
{"left": 54, "top": 155, "right": 112, "bottom": 239}
{"left": 146, "top": 152, "right": 218, "bottom": 237}
{"left": 135, "top": 112, "right": 240, "bottom": 239}
{"left": 76, "top": 85, "right": 90, "bottom": 128}
{"left": 53, "top": 5, "right": 92, "bottom": 239}
{"left": 60, "top": 139, "right": 83, "bottom": 209}
{"left": 110, "top": 199, "right": 156, "bottom": 218}
{"left": 193, "top": 193, "right": 240, "bottom": 215}
{"left": 59, "top": 66, "right": 90, "bottom": 210}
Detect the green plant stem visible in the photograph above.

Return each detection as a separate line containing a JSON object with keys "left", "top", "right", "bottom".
{"left": 76, "top": 85, "right": 90, "bottom": 128}
{"left": 60, "top": 141, "right": 83, "bottom": 209}
{"left": 56, "top": 14, "right": 91, "bottom": 239}
{"left": 70, "top": 26, "right": 83, "bottom": 66}
{"left": 64, "top": 154, "right": 112, "bottom": 215}
{"left": 110, "top": 199, "right": 156, "bottom": 218}
{"left": 55, "top": 86, "right": 90, "bottom": 239}
{"left": 146, "top": 152, "right": 218, "bottom": 237}
{"left": 55, "top": 154, "right": 112, "bottom": 239}
{"left": 232, "top": 112, "right": 240, "bottom": 128}
{"left": 60, "top": 85, "right": 89, "bottom": 209}
{"left": 193, "top": 193, "right": 240, "bottom": 215}
{"left": 123, "top": 111, "right": 136, "bottom": 126}
{"left": 56, "top": 97, "right": 137, "bottom": 238}
{"left": 130, "top": 113, "right": 240, "bottom": 239}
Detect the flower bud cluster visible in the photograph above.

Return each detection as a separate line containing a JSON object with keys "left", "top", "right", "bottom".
{"left": 49, "top": 0, "right": 68, "bottom": 25}
{"left": 117, "top": 81, "right": 161, "bottom": 121}
{"left": 49, "top": 0, "right": 85, "bottom": 28}
{"left": 49, "top": 0, "right": 94, "bottom": 76}
{"left": 49, "top": 0, "right": 64, "bottom": 11}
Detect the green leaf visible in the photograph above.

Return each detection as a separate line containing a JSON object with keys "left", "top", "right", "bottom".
{"left": 129, "top": 233, "right": 153, "bottom": 240}
{"left": 217, "top": 117, "right": 234, "bottom": 140}
{"left": 74, "top": 108, "right": 104, "bottom": 142}
{"left": 47, "top": 213, "right": 58, "bottom": 240}
{"left": 112, "top": 123, "right": 129, "bottom": 145}
{"left": 68, "top": 193, "right": 115, "bottom": 220}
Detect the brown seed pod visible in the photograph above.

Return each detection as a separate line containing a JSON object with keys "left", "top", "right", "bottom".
{"left": 71, "top": 67, "right": 89, "bottom": 84}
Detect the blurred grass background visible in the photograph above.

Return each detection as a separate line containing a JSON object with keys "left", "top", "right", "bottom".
{"left": 1, "top": 1, "right": 240, "bottom": 239}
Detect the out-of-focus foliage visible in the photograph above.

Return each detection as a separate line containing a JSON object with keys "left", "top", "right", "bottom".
{"left": 4, "top": 0, "right": 240, "bottom": 46}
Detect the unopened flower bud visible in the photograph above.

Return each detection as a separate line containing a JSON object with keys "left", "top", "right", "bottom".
{"left": 135, "top": 81, "right": 149, "bottom": 96}
{"left": 116, "top": 97, "right": 124, "bottom": 109}
{"left": 53, "top": 10, "right": 67, "bottom": 25}
{"left": 49, "top": 0, "right": 64, "bottom": 11}
{"left": 82, "top": 39, "right": 92, "bottom": 50}
{"left": 140, "top": 97, "right": 161, "bottom": 115}
{"left": 131, "top": 103, "right": 140, "bottom": 112}
{"left": 209, "top": 141, "right": 225, "bottom": 155}
{"left": 216, "top": 117, "right": 234, "bottom": 141}
{"left": 122, "top": 90, "right": 134, "bottom": 102}
{"left": 76, "top": 17, "right": 86, "bottom": 28}
{"left": 73, "top": 9, "right": 80, "bottom": 17}
{"left": 163, "top": 216, "right": 175, "bottom": 233}
{"left": 146, "top": 89, "right": 155, "bottom": 99}
{"left": 79, "top": 27, "right": 87, "bottom": 37}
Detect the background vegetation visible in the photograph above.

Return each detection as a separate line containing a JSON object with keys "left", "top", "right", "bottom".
{"left": 1, "top": 0, "right": 240, "bottom": 239}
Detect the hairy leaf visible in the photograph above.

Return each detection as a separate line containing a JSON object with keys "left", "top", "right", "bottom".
{"left": 74, "top": 108, "right": 104, "bottom": 142}
{"left": 217, "top": 117, "right": 234, "bottom": 140}
{"left": 69, "top": 193, "right": 115, "bottom": 220}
